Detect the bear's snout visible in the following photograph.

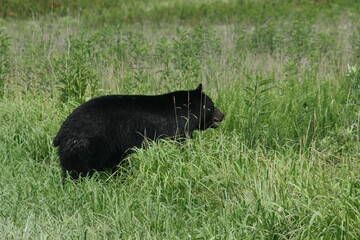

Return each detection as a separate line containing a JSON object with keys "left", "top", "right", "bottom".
{"left": 212, "top": 108, "right": 224, "bottom": 128}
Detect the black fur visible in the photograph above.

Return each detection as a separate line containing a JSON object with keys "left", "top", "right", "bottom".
{"left": 53, "top": 84, "right": 224, "bottom": 179}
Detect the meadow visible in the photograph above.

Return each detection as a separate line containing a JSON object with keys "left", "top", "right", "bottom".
{"left": 0, "top": 0, "right": 359, "bottom": 239}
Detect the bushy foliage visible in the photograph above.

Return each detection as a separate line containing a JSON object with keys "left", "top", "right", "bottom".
{"left": 55, "top": 38, "right": 100, "bottom": 104}
{"left": 0, "top": 23, "right": 9, "bottom": 98}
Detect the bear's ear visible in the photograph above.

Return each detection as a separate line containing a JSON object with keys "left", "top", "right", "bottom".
{"left": 195, "top": 84, "right": 202, "bottom": 93}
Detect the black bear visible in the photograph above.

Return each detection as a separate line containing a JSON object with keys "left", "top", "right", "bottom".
{"left": 53, "top": 84, "right": 224, "bottom": 179}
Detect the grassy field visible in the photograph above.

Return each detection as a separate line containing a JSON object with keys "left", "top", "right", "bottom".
{"left": 0, "top": 0, "right": 359, "bottom": 239}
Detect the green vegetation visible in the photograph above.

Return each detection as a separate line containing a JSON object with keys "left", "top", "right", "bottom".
{"left": 0, "top": 0, "right": 359, "bottom": 239}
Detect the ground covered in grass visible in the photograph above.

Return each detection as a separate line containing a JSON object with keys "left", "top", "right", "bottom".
{"left": 0, "top": 0, "right": 359, "bottom": 239}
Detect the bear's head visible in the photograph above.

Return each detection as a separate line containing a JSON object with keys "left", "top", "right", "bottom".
{"left": 193, "top": 84, "right": 224, "bottom": 130}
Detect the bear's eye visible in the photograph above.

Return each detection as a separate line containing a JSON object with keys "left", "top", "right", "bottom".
{"left": 202, "top": 105, "right": 211, "bottom": 111}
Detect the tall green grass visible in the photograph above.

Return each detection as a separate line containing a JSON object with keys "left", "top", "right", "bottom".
{"left": 0, "top": 0, "right": 359, "bottom": 239}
